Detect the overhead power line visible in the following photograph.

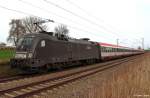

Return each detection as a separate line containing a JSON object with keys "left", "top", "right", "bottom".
{"left": 0, "top": 4, "right": 49, "bottom": 21}
{"left": 65, "top": 0, "right": 144, "bottom": 40}
{"left": 65, "top": 0, "right": 93, "bottom": 18}
{"left": 65, "top": 0, "right": 121, "bottom": 33}
{"left": 0, "top": 5, "right": 32, "bottom": 16}
{"left": 19, "top": 0, "right": 107, "bottom": 35}
{"left": 55, "top": 21, "right": 113, "bottom": 40}
{"left": 43, "top": 0, "right": 120, "bottom": 37}
{"left": 19, "top": 0, "right": 78, "bottom": 24}
{"left": 0, "top": 4, "right": 112, "bottom": 40}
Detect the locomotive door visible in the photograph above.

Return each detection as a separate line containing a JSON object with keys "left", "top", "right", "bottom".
{"left": 68, "top": 43, "right": 72, "bottom": 61}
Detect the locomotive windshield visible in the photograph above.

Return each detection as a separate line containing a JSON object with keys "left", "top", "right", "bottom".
{"left": 17, "top": 37, "right": 34, "bottom": 51}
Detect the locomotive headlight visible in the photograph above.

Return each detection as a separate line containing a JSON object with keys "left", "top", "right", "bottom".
{"left": 28, "top": 53, "right": 33, "bottom": 58}
{"left": 15, "top": 53, "right": 27, "bottom": 58}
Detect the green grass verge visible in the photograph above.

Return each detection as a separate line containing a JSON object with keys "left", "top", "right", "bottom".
{"left": 0, "top": 50, "right": 20, "bottom": 77}
{"left": 0, "top": 50, "right": 15, "bottom": 59}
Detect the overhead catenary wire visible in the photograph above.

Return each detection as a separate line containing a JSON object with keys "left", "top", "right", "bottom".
{"left": 0, "top": 4, "right": 113, "bottom": 40}
{"left": 19, "top": 0, "right": 111, "bottom": 37}
{"left": 43, "top": 0, "right": 120, "bottom": 37}
{"left": 0, "top": 2, "right": 143, "bottom": 47}
{"left": 65, "top": 0, "right": 122, "bottom": 34}
{"left": 66, "top": 0, "right": 144, "bottom": 40}
{"left": 0, "top": 4, "right": 50, "bottom": 21}
{"left": 19, "top": 0, "right": 80, "bottom": 25}
{"left": 0, "top": 0, "right": 123, "bottom": 40}
{"left": 19, "top": 0, "right": 139, "bottom": 41}
{"left": 55, "top": 21, "right": 113, "bottom": 40}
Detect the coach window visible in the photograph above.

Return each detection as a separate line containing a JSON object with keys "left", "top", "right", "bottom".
{"left": 106, "top": 47, "right": 109, "bottom": 52}
{"left": 103, "top": 47, "right": 105, "bottom": 52}
{"left": 107, "top": 47, "right": 109, "bottom": 52}
{"left": 107, "top": 47, "right": 108, "bottom": 52}
{"left": 104, "top": 47, "right": 106, "bottom": 52}
{"left": 108, "top": 48, "right": 110, "bottom": 52}
{"left": 108, "top": 47, "right": 110, "bottom": 52}
{"left": 102, "top": 47, "right": 104, "bottom": 52}
{"left": 41, "top": 40, "right": 45, "bottom": 47}
{"left": 105, "top": 47, "right": 107, "bottom": 52}
{"left": 109, "top": 48, "right": 111, "bottom": 52}
{"left": 109, "top": 47, "right": 111, "bottom": 52}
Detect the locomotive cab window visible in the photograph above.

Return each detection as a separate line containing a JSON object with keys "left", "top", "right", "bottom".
{"left": 16, "top": 37, "right": 34, "bottom": 50}
{"left": 41, "top": 40, "right": 46, "bottom": 47}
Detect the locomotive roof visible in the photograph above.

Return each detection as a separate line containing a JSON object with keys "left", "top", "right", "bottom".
{"left": 23, "top": 33, "right": 95, "bottom": 45}
{"left": 22, "top": 33, "right": 143, "bottom": 51}
{"left": 24, "top": 33, "right": 52, "bottom": 37}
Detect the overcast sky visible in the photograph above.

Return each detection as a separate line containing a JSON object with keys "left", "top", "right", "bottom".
{"left": 0, "top": 0, "right": 148, "bottom": 49}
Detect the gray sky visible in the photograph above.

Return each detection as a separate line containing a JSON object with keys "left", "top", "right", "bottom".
{"left": 0, "top": 0, "right": 148, "bottom": 48}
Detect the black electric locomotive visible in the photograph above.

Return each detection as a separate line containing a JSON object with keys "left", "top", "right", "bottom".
{"left": 10, "top": 32, "right": 101, "bottom": 71}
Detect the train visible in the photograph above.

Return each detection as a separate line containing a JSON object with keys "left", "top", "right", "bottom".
{"left": 10, "top": 31, "right": 144, "bottom": 72}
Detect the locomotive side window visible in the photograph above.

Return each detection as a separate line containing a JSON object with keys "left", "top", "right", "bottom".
{"left": 41, "top": 40, "right": 45, "bottom": 47}
{"left": 16, "top": 37, "right": 34, "bottom": 50}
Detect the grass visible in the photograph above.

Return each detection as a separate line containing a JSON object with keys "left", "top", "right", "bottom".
{"left": 0, "top": 49, "right": 19, "bottom": 77}
{"left": 46, "top": 53, "right": 150, "bottom": 98}
{"left": 0, "top": 64, "right": 20, "bottom": 77}
{"left": 84, "top": 53, "right": 149, "bottom": 98}
{"left": 0, "top": 49, "right": 15, "bottom": 65}
{"left": 0, "top": 49, "right": 15, "bottom": 59}
{"left": 92, "top": 53, "right": 150, "bottom": 98}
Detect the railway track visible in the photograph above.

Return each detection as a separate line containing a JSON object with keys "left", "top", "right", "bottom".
{"left": 0, "top": 75, "right": 23, "bottom": 83}
{"left": 0, "top": 55, "right": 142, "bottom": 98}
{"left": 0, "top": 73, "right": 45, "bottom": 83}
{"left": 0, "top": 56, "right": 135, "bottom": 84}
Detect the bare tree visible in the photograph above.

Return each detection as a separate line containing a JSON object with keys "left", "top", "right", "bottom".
{"left": 7, "top": 19, "right": 26, "bottom": 46}
{"left": 7, "top": 16, "right": 48, "bottom": 46}
{"left": 22, "top": 16, "right": 48, "bottom": 33}
{"left": 54, "top": 24, "right": 69, "bottom": 38}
